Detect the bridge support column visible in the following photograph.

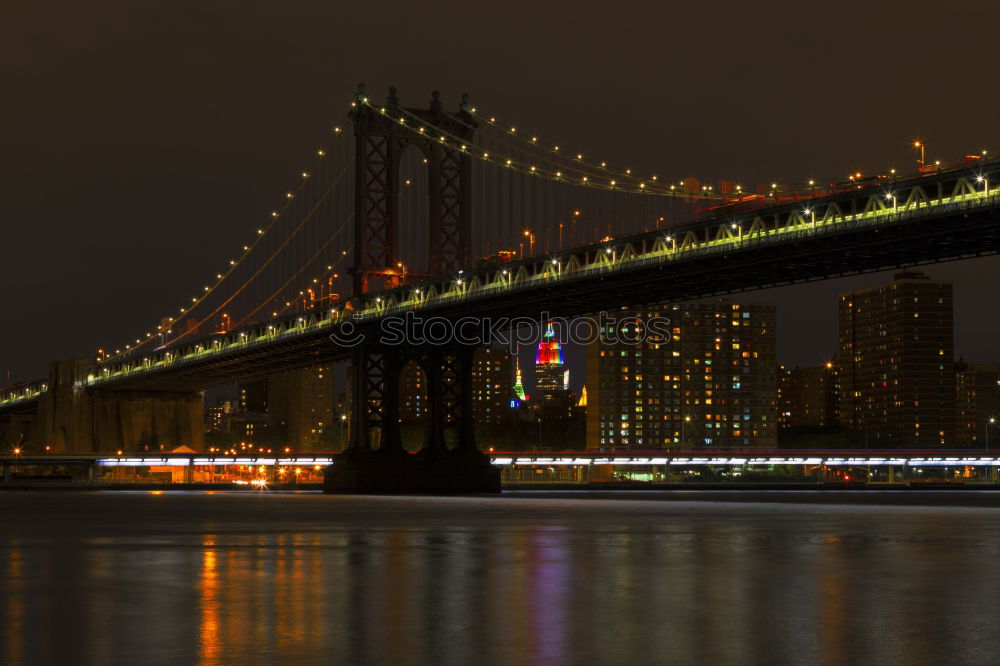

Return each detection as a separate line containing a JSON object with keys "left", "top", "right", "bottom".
{"left": 324, "top": 343, "right": 499, "bottom": 494}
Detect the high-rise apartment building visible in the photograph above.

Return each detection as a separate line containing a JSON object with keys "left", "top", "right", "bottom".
{"left": 777, "top": 363, "right": 838, "bottom": 428}
{"left": 267, "top": 364, "right": 335, "bottom": 448}
{"left": 838, "top": 271, "right": 954, "bottom": 447}
{"left": 471, "top": 347, "right": 512, "bottom": 424}
{"left": 586, "top": 299, "right": 777, "bottom": 450}
{"left": 399, "top": 362, "right": 427, "bottom": 423}
{"left": 955, "top": 362, "right": 1000, "bottom": 447}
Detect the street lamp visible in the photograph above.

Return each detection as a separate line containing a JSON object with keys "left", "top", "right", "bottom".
{"left": 988, "top": 417, "right": 996, "bottom": 451}
{"left": 977, "top": 175, "right": 989, "bottom": 197}
{"left": 682, "top": 415, "right": 691, "bottom": 448}
{"left": 340, "top": 414, "right": 347, "bottom": 449}
{"left": 523, "top": 229, "right": 535, "bottom": 256}
{"left": 885, "top": 193, "right": 897, "bottom": 212}
{"left": 913, "top": 140, "right": 924, "bottom": 166}
{"left": 805, "top": 208, "right": 815, "bottom": 225}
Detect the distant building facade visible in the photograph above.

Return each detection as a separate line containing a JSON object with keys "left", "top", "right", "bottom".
{"left": 471, "top": 347, "right": 512, "bottom": 425}
{"left": 267, "top": 364, "right": 335, "bottom": 448}
{"left": 838, "top": 271, "right": 955, "bottom": 447}
{"left": 777, "top": 363, "right": 838, "bottom": 428}
{"left": 955, "top": 362, "right": 1000, "bottom": 446}
{"left": 586, "top": 299, "right": 777, "bottom": 450}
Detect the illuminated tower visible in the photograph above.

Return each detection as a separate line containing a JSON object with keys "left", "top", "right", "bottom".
{"left": 513, "top": 358, "right": 526, "bottom": 402}
{"left": 535, "top": 321, "right": 567, "bottom": 402}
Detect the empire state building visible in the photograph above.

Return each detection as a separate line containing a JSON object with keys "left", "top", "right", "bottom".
{"left": 535, "top": 321, "right": 568, "bottom": 402}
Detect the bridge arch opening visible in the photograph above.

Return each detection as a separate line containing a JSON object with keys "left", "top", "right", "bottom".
{"left": 394, "top": 145, "right": 432, "bottom": 281}
{"left": 398, "top": 359, "right": 428, "bottom": 452}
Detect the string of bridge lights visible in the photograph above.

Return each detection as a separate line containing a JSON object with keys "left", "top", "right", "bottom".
{"left": 99, "top": 124, "right": 352, "bottom": 363}
{"left": 468, "top": 109, "right": 652, "bottom": 186}
{"left": 236, "top": 214, "right": 355, "bottom": 325}
{"left": 160, "top": 160, "right": 354, "bottom": 348}
{"left": 363, "top": 99, "right": 724, "bottom": 199}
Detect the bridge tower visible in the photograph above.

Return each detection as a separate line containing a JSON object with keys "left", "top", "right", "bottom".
{"left": 327, "top": 86, "right": 498, "bottom": 493}
{"left": 349, "top": 84, "right": 476, "bottom": 295}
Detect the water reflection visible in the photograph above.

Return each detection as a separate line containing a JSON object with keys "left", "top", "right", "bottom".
{"left": 0, "top": 492, "right": 998, "bottom": 665}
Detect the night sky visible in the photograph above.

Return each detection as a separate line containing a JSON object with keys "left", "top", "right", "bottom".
{"left": 3, "top": 1, "right": 999, "bottom": 385}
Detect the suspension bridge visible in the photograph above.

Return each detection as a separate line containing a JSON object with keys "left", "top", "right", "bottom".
{"left": 2, "top": 84, "right": 999, "bottom": 491}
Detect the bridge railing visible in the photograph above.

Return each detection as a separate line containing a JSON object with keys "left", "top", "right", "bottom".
{"left": 0, "top": 381, "right": 48, "bottom": 409}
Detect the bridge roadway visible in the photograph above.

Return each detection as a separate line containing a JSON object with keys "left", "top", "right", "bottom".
{"left": 3, "top": 158, "right": 1000, "bottom": 405}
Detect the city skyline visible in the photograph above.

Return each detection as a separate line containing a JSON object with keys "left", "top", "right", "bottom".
{"left": 4, "top": 4, "right": 1000, "bottom": 664}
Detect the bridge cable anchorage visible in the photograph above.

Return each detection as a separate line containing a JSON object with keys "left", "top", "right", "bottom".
{"left": 101, "top": 122, "right": 353, "bottom": 363}
{"left": 365, "top": 99, "right": 717, "bottom": 199}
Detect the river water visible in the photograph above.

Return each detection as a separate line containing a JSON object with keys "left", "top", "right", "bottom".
{"left": 1, "top": 490, "right": 998, "bottom": 665}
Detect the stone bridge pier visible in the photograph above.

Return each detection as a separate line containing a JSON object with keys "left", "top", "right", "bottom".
{"left": 38, "top": 358, "right": 204, "bottom": 453}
